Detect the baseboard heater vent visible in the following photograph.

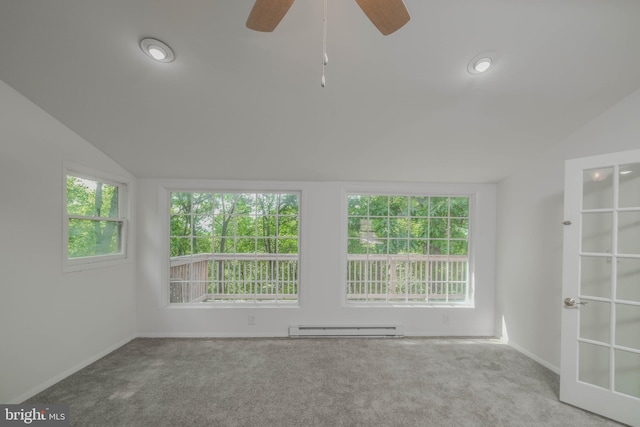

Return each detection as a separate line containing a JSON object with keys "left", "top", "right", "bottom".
{"left": 289, "top": 325, "right": 404, "bottom": 338}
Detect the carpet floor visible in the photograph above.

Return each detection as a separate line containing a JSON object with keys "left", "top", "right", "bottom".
{"left": 26, "top": 338, "right": 624, "bottom": 426}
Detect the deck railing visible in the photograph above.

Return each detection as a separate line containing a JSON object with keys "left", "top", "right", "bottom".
{"left": 169, "top": 253, "right": 468, "bottom": 304}
{"left": 346, "top": 254, "right": 468, "bottom": 303}
{"left": 170, "top": 254, "right": 298, "bottom": 303}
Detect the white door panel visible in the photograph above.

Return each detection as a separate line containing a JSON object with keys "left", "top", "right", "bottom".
{"left": 561, "top": 149, "right": 640, "bottom": 427}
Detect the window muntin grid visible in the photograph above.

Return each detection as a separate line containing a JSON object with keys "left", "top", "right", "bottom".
{"left": 347, "top": 194, "right": 470, "bottom": 304}
{"left": 169, "top": 192, "right": 299, "bottom": 304}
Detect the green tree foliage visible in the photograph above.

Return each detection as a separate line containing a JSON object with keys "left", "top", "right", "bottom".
{"left": 170, "top": 192, "right": 299, "bottom": 257}
{"left": 67, "top": 176, "right": 120, "bottom": 257}
{"left": 347, "top": 194, "right": 469, "bottom": 256}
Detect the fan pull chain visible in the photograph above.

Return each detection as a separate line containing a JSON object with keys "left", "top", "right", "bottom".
{"left": 321, "top": 0, "right": 328, "bottom": 87}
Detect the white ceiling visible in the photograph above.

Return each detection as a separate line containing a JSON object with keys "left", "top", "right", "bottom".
{"left": 1, "top": 0, "right": 640, "bottom": 183}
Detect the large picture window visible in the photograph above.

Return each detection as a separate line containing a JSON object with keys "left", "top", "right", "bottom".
{"left": 169, "top": 191, "right": 299, "bottom": 304}
{"left": 347, "top": 194, "right": 471, "bottom": 304}
{"left": 64, "top": 171, "right": 128, "bottom": 270}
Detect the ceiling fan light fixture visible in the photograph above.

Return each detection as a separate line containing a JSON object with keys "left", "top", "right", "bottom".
{"left": 140, "top": 38, "right": 175, "bottom": 63}
{"left": 467, "top": 53, "right": 495, "bottom": 75}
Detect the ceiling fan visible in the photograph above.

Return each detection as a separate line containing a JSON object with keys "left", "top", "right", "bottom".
{"left": 246, "top": 0, "right": 411, "bottom": 36}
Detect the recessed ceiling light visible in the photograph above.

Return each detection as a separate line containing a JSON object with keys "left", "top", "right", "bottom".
{"left": 140, "top": 38, "right": 175, "bottom": 63}
{"left": 467, "top": 53, "right": 495, "bottom": 75}
{"left": 473, "top": 58, "right": 492, "bottom": 73}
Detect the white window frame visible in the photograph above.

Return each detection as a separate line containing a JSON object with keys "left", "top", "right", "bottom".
{"left": 343, "top": 187, "right": 475, "bottom": 307}
{"left": 63, "top": 163, "right": 129, "bottom": 272}
{"left": 166, "top": 188, "right": 301, "bottom": 306}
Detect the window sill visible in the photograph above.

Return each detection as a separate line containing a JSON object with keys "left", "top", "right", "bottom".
{"left": 63, "top": 254, "right": 129, "bottom": 273}
{"left": 166, "top": 301, "right": 300, "bottom": 309}
{"left": 344, "top": 302, "right": 474, "bottom": 308}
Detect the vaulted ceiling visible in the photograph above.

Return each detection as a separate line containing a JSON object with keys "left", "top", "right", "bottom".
{"left": 1, "top": 0, "right": 640, "bottom": 183}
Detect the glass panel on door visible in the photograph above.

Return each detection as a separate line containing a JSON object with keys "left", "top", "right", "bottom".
{"left": 618, "top": 211, "right": 640, "bottom": 254}
{"left": 617, "top": 258, "right": 640, "bottom": 302}
{"left": 579, "top": 300, "right": 610, "bottom": 344}
{"left": 578, "top": 341, "right": 609, "bottom": 389}
{"left": 614, "top": 350, "right": 640, "bottom": 399}
{"left": 581, "top": 212, "right": 612, "bottom": 253}
{"left": 580, "top": 256, "right": 610, "bottom": 298}
{"left": 616, "top": 303, "right": 640, "bottom": 350}
{"left": 583, "top": 167, "right": 614, "bottom": 209}
{"left": 618, "top": 163, "right": 640, "bottom": 208}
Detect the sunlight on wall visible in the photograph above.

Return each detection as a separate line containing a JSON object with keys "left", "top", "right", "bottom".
{"left": 501, "top": 315, "right": 509, "bottom": 344}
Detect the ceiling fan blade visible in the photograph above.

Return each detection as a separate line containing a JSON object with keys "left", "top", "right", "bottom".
{"left": 246, "top": 0, "right": 296, "bottom": 32}
{"left": 355, "top": 0, "right": 410, "bottom": 35}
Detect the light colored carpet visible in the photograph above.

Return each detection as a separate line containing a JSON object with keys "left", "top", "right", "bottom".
{"left": 27, "top": 338, "right": 623, "bottom": 426}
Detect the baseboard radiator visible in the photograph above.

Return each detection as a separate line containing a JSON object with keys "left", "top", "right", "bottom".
{"left": 288, "top": 325, "right": 404, "bottom": 338}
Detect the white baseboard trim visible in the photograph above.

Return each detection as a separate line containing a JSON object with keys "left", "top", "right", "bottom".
{"left": 137, "top": 332, "right": 498, "bottom": 339}
{"left": 403, "top": 333, "right": 498, "bottom": 339}
{"left": 137, "top": 332, "right": 496, "bottom": 339}
{"left": 8, "top": 334, "right": 136, "bottom": 404}
{"left": 136, "top": 332, "right": 289, "bottom": 338}
{"left": 506, "top": 340, "right": 560, "bottom": 374}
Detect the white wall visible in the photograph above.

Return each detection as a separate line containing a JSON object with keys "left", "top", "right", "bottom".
{"left": 137, "top": 180, "right": 496, "bottom": 337}
{"left": 0, "top": 80, "right": 137, "bottom": 403}
{"left": 496, "top": 88, "right": 640, "bottom": 371}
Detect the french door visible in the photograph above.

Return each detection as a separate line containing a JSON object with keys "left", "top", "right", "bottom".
{"left": 561, "top": 149, "right": 640, "bottom": 426}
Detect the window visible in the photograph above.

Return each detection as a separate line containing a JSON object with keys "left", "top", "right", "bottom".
{"left": 347, "top": 194, "right": 471, "bottom": 304}
{"left": 64, "top": 171, "right": 128, "bottom": 270}
{"left": 169, "top": 191, "right": 299, "bottom": 304}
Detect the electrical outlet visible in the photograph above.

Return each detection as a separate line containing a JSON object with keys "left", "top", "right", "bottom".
{"left": 442, "top": 314, "right": 450, "bottom": 325}
{"left": 248, "top": 315, "right": 256, "bottom": 326}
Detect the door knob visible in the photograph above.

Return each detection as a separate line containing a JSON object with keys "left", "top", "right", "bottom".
{"left": 564, "top": 297, "right": 588, "bottom": 308}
